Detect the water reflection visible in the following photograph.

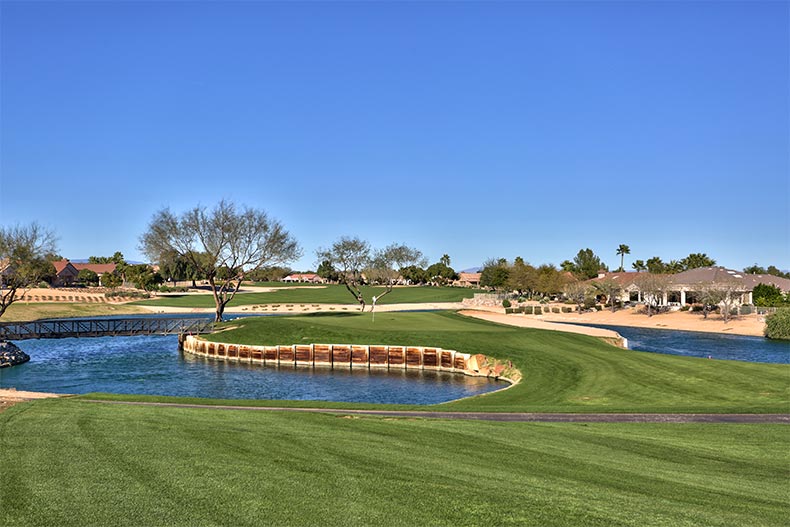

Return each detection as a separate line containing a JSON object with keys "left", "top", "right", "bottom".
{"left": 0, "top": 335, "right": 504, "bottom": 404}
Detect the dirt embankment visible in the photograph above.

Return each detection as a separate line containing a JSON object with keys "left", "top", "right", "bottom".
{"left": 0, "top": 388, "right": 66, "bottom": 412}
{"left": 538, "top": 307, "right": 766, "bottom": 337}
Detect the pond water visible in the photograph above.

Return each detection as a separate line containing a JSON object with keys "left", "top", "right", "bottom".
{"left": 580, "top": 324, "right": 789, "bottom": 364}
{"left": 0, "top": 335, "right": 505, "bottom": 404}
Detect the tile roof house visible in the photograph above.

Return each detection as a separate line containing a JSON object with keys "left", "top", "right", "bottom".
{"left": 282, "top": 273, "right": 324, "bottom": 283}
{"left": 587, "top": 267, "right": 790, "bottom": 307}
{"left": 670, "top": 267, "right": 790, "bottom": 292}
{"left": 72, "top": 262, "right": 117, "bottom": 276}
{"left": 456, "top": 272, "right": 482, "bottom": 287}
{"left": 52, "top": 260, "right": 79, "bottom": 287}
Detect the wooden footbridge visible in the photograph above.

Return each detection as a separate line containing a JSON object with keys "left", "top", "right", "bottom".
{"left": 0, "top": 317, "right": 215, "bottom": 341}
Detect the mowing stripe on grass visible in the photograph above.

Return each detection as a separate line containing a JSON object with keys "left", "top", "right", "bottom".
{"left": 78, "top": 399, "right": 790, "bottom": 423}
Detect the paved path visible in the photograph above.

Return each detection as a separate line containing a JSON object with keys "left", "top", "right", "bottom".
{"left": 79, "top": 400, "right": 790, "bottom": 423}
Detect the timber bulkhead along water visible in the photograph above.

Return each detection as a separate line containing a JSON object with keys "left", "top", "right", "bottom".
{"left": 180, "top": 334, "right": 521, "bottom": 384}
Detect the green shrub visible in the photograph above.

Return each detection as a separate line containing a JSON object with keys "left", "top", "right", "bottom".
{"left": 533, "top": 306, "right": 542, "bottom": 315}
{"left": 594, "top": 305, "right": 603, "bottom": 311}
{"left": 753, "top": 284, "right": 785, "bottom": 307}
{"left": 158, "top": 286, "right": 189, "bottom": 293}
{"left": 740, "top": 305, "right": 753, "bottom": 315}
{"left": 505, "top": 307, "right": 517, "bottom": 314}
{"left": 502, "top": 299, "right": 511, "bottom": 308}
{"left": 765, "top": 309, "right": 790, "bottom": 340}
{"left": 37, "top": 281, "right": 50, "bottom": 288}
{"left": 552, "top": 307, "right": 560, "bottom": 313}
{"left": 77, "top": 269, "right": 99, "bottom": 286}
{"left": 562, "top": 306, "right": 572, "bottom": 313}
{"left": 100, "top": 272, "right": 123, "bottom": 288}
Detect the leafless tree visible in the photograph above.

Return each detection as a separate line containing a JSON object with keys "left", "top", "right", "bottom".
{"left": 316, "top": 238, "right": 424, "bottom": 312}
{"left": 140, "top": 200, "right": 301, "bottom": 322}
{"left": 366, "top": 244, "right": 426, "bottom": 311}
{"left": 0, "top": 223, "right": 58, "bottom": 320}
{"left": 563, "top": 281, "right": 591, "bottom": 313}
{"left": 315, "top": 236, "right": 371, "bottom": 311}
{"left": 634, "top": 273, "right": 671, "bottom": 317}
{"left": 697, "top": 280, "right": 744, "bottom": 323}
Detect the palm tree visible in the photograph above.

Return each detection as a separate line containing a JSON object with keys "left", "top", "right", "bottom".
{"left": 616, "top": 244, "right": 630, "bottom": 272}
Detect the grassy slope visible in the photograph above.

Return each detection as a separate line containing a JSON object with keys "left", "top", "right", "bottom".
{"left": 132, "top": 284, "right": 478, "bottom": 308}
{"left": 179, "top": 311, "right": 789, "bottom": 414}
{"left": 1, "top": 399, "right": 787, "bottom": 527}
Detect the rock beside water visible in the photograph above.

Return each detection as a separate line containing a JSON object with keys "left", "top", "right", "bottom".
{"left": 0, "top": 341, "right": 30, "bottom": 368}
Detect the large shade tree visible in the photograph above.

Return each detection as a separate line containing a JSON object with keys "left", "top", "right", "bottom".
{"left": 0, "top": 223, "right": 58, "bottom": 320}
{"left": 480, "top": 258, "right": 510, "bottom": 291}
{"left": 140, "top": 200, "right": 301, "bottom": 321}
{"left": 570, "top": 248, "right": 607, "bottom": 280}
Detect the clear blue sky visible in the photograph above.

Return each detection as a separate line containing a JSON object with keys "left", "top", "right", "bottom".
{"left": 1, "top": 1, "right": 787, "bottom": 272}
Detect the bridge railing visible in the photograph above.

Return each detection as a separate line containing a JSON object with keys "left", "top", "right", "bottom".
{"left": 0, "top": 317, "right": 215, "bottom": 341}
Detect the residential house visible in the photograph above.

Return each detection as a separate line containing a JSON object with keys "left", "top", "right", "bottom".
{"left": 456, "top": 272, "right": 482, "bottom": 288}
{"left": 52, "top": 260, "right": 79, "bottom": 287}
{"left": 72, "top": 262, "right": 118, "bottom": 279}
{"left": 282, "top": 273, "right": 324, "bottom": 284}
{"left": 588, "top": 267, "right": 790, "bottom": 307}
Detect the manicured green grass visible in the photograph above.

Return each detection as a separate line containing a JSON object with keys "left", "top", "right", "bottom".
{"left": 0, "top": 302, "right": 149, "bottom": 322}
{"left": 1, "top": 399, "right": 787, "bottom": 527}
{"left": 186, "top": 311, "right": 790, "bottom": 414}
{"left": 133, "top": 284, "right": 479, "bottom": 308}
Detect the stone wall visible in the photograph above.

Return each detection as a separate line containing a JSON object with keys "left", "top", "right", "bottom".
{"left": 461, "top": 293, "right": 504, "bottom": 308}
{"left": 180, "top": 335, "right": 521, "bottom": 384}
{"left": 0, "top": 342, "right": 30, "bottom": 368}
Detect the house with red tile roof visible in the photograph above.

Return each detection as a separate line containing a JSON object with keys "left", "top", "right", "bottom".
{"left": 51, "top": 260, "right": 79, "bottom": 287}
{"left": 72, "top": 262, "right": 117, "bottom": 277}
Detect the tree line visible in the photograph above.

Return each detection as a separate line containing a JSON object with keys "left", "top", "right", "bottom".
{"left": 2, "top": 204, "right": 788, "bottom": 322}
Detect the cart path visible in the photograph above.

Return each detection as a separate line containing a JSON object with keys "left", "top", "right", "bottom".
{"left": 75, "top": 399, "right": 790, "bottom": 423}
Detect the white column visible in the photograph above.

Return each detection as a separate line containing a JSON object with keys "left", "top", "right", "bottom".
{"left": 680, "top": 290, "right": 686, "bottom": 305}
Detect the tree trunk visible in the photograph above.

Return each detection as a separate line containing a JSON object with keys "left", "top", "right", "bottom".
{"left": 215, "top": 304, "right": 225, "bottom": 323}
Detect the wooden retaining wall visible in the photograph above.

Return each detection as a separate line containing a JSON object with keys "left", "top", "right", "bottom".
{"left": 180, "top": 335, "right": 513, "bottom": 382}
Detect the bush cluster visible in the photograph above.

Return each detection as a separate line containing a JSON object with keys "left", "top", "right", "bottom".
{"left": 158, "top": 286, "right": 189, "bottom": 293}
{"left": 764, "top": 309, "right": 790, "bottom": 340}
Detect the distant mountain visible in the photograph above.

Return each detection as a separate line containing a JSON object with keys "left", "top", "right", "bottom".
{"left": 460, "top": 267, "right": 482, "bottom": 273}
